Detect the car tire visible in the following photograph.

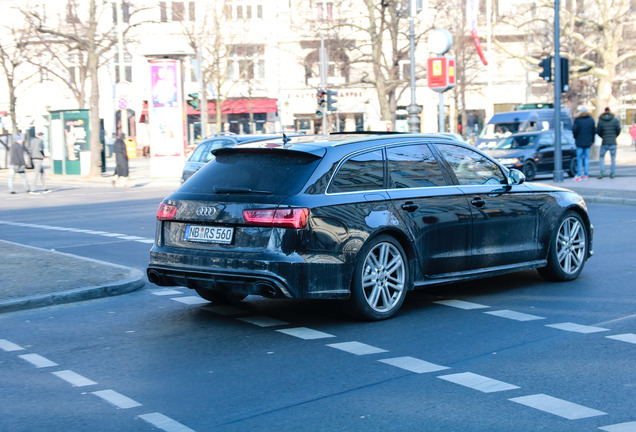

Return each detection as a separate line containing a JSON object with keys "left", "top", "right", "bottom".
{"left": 567, "top": 157, "right": 577, "bottom": 177}
{"left": 538, "top": 211, "right": 588, "bottom": 281}
{"left": 522, "top": 160, "right": 536, "bottom": 181}
{"left": 344, "top": 235, "right": 409, "bottom": 321}
{"left": 195, "top": 286, "right": 247, "bottom": 304}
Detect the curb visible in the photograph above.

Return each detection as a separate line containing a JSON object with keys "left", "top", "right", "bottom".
{"left": 0, "top": 240, "right": 146, "bottom": 314}
{"left": 0, "top": 274, "right": 145, "bottom": 314}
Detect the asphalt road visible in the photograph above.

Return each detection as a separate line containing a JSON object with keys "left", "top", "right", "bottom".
{"left": 1, "top": 183, "right": 635, "bottom": 432}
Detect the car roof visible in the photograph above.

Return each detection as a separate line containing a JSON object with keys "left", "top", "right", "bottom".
{"left": 216, "top": 133, "right": 471, "bottom": 158}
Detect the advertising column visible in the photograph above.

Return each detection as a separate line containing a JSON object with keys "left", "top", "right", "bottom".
{"left": 148, "top": 59, "right": 185, "bottom": 178}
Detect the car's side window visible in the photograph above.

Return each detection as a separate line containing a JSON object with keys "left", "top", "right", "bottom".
{"left": 437, "top": 144, "right": 505, "bottom": 186}
{"left": 191, "top": 141, "right": 212, "bottom": 162}
{"left": 538, "top": 133, "right": 554, "bottom": 146}
{"left": 387, "top": 144, "right": 446, "bottom": 188}
{"left": 328, "top": 149, "right": 384, "bottom": 193}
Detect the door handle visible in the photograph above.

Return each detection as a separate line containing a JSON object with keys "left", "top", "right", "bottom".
{"left": 401, "top": 202, "right": 419, "bottom": 212}
{"left": 471, "top": 197, "right": 486, "bottom": 208}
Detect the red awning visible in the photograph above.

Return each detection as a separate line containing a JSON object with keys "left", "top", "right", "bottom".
{"left": 140, "top": 98, "right": 278, "bottom": 122}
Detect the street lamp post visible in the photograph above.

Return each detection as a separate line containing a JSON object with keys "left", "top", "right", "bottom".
{"left": 407, "top": 1, "right": 421, "bottom": 133}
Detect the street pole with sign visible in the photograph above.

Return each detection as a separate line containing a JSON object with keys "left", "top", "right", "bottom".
{"left": 427, "top": 29, "right": 455, "bottom": 133}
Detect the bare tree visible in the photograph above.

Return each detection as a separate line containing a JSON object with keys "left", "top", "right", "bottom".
{"left": 496, "top": 0, "right": 636, "bottom": 117}
{"left": 24, "top": 0, "right": 145, "bottom": 176}
{"left": 0, "top": 18, "right": 38, "bottom": 134}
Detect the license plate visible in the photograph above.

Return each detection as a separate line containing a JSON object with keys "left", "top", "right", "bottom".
{"left": 185, "top": 225, "right": 234, "bottom": 244}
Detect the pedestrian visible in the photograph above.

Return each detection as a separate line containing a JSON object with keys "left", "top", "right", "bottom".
{"left": 112, "top": 132, "right": 129, "bottom": 187}
{"left": 572, "top": 106, "right": 595, "bottom": 181}
{"left": 29, "top": 132, "right": 49, "bottom": 194}
{"left": 597, "top": 107, "right": 621, "bottom": 179}
{"left": 8, "top": 134, "right": 30, "bottom": 194}
{"left": 629, "top": 123, "right": 636, "bottom": 149}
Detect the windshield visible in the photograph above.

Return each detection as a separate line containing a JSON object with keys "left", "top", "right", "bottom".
{"left": 479, "top": 122, "right": 526, "bottom": 140}
{"left": 493, "top": 134, "right": 539, "bottom": 150}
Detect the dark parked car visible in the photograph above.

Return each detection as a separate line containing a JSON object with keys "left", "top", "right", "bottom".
{"left": 148, "top": 133, "right": 593, "bottom": 320}
{"left": 181, "top": 133, "right": 294, "bottom": 183}
{"left": 486, "top": 130, "right": 577, "bottom": 181}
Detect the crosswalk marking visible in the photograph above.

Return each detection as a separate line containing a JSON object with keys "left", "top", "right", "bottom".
{"left": 485, "top": 310, "right": 545, "bottom": 321}
{"left": 18, "top": 353, "right": 58, "bottom": 368}
{"left": 439, "top": 372, "right": 520, "bottom": 393}
{"left": 379, "top": 356, "right": 449, "bottom": 374}
{"left": 509, "top": 394, "right": 606, "bottom": 420}
{"left": 546, "top": 322, "right": 609, "bottom": 334}
{"left": 92, "top": 390, "right": 142, "bottom": 409}
{"left": 435, "top": 299, "right": 490, "bottom": 310}
{"left": 327, "top": 341, "right": 388, "bottom": 356}
{"left": 277, "top": 327, "right": 335, "bottom": 340}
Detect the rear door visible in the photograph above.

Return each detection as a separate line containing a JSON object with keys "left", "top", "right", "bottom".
{"left": 385, "top": 143, "right": 473, "bottom": 277}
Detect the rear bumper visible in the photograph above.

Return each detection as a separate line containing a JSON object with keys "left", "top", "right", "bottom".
{"left": 147, "top": 247, "right": 351, "bottom": 300}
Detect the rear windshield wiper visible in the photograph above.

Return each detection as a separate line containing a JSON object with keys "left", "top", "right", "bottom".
{"left": 213, "top": 186, "right": 273, "bottom": 195}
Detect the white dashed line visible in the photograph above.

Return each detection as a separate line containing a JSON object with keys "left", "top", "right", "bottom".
{"left": 484, "top": 310, "right": 545, "bottom": 321}
{"left": 599, "top": 421, "right": 636, "bottom": 432}
{"left": 18, "top": 353, "right": 58, "bottom": 368}
{"left": 277, "top": 327, "right": 336, "bottom": 340}
{"left": 606, "top": 333, "right": 636, "bottom": 344}
{"left": 139, "top": 412, "right": 196, "bottom": 432}
{"left": 119, "top": 235, "right": 146, "bottom": 240}
{"left": 327, "top": 341, "right": 388, "bottom": 356}
{"left": 99, "top": 233, "right": 127, "bottom": 237}
{"left": 92, "top": 390, "right": 142, "bottom": 409}
{"left": 438, "top": 372, "right": 520, "bottom": 393}
{"left": 136, "top": 239, "right": 155, "bottom": 244}
{"left": 0, "top": 339, "right": 24, "bottom": 352}
{"left": 435, "top": 299, "right": 490, "bottom": 310}
{"left": 52, "top": 370, "right": 97, "bottom": 387}
{"left": 237, "top": 316, "right": 289, "bottom": 327}
{"left": 379, "top": 356, "right": 450, "bottom": 373}
{"left": 151, "top": 289, "right": 184, "bottom": 296}
{"left": 509, "top": 394, "right": 607, "bottom": 420}
{"left": 546, "top": 322, "right": 610, "bottom": 334}
{"left": 171, "top": 296, "right": 210, "bottom": 305}
{"left": 203, "top": 305, "right": 247, "bottom": 316}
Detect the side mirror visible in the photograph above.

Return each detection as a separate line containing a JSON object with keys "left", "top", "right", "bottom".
{"left": 508, "top": 169, "right": 525, "bottom": 185}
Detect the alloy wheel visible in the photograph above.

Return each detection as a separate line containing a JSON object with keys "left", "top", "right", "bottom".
{"left": 361, "top": 242, "right": 406, "bottom": 313}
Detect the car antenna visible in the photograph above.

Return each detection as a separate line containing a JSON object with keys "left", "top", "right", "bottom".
{"left": 282, "top": 133, "right": 291, "bottom": 144}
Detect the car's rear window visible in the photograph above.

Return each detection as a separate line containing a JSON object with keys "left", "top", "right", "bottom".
{"left": 178, "top": 150, "right": 322, "bottom": 196}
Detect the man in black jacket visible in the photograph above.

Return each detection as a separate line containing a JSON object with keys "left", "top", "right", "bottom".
{"left": 597, "top": 107, "right": 621, "bottom": 179}
{"left": 8, "top": 135, "right": 31, "bottom": 194}
{"left": 572, "top": 107, "right": 595, "bottom": 181}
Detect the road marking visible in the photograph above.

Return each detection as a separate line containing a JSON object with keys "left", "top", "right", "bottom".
{"left": 139, "top": 412, "right": 196, "bottom": 432}
{"left": 606, "top": 333, "right": 636, "bottom": 344}
{"left": 99, "top": 232, "right": 127, "bottom": 237}
{"left": 136, "top": 239, "right": 155, "bottom": 244}
{"left": 438, "top": 372, "right": 520, "bottom": 393}
{"left": 119, "top": 235, "right": 146, "bottom": 240}
{"left": 171, "top": 296, "right": 210, "bottom": 305}
{"left": 599, "top": 421, "right": 636, "bottom": 432}
{"left": 0, "top": 339, "right": 24, "bottom": 352}
{"left": 203, "top": 305, "right": 247, "bottom": 316}
{"left": 52, "top": 370, "right": 97, "bottom": 387}
{"left": 484, "top": 310, "right": 545, "bottom": 321}
{"left": 18, "top": 353, "right": 58, "bottom": 368}
{"left": 546, "top": 322, "right": 610, "bottom": 334}
{"left": 509, "top": 394, "right": 607, "bottom": 420}
{"left": 238, "top": 316, "right": 289, "bottom": 327}
{"left": 151, "top": 288, "right": 184, "bottom": 296}
{"left": 435, "top": 299, "right": 490, "bottom": 310}
{"left": 92, "top": 389, "right": 142, "bottom": 409}
{"left": 277, "top": 327, "right": 336, "bottom": 340}
{"left": 379, "top": 356, "right": 450, "bottom": 373}
{"left": 327, "top": 341, "right": 388, "bottom": 356}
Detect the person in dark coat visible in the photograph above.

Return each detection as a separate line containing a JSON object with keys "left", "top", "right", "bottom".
{"left": 572, "top": 107, "right": 595, "bottom": 181}
{"left": 8, "top": 134, "right": 30, "bottom": 194}
{"left": 113, "top": 133, "right": 129, "bottom": 187}
{"left": 29, "top": 132, "right": 49, "bottom": 193}
{"left": 596, "top": 107, "right": 621, "bottom": 179}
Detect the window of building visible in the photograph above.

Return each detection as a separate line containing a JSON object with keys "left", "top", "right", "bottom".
{"left": 114, "top": 48, "right": 133, "bottom": 82}
{"left": 159, "top": 1, "right": 195, "bottom": 22}
{"left": 227, "top": 45, "right": 265, "bottom": 81}
{"left": 68, "top": 52, "right": 82, "bottom": 83}
{"left": 317, "top": 0, "right": 334, "bottom": 20}
{"left": 227, "top": 1, "right": 263, "bottom": 20}
{"left": 112, "top": 1, "right": 130, "bottom": 24}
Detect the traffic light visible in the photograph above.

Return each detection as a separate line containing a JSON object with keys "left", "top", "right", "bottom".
{"left": 187, "top": 92, "right": 200, "bottom": 110}
{"left": 316, "top": 90, "right": 326, "bottom": 116}
{"left": 560, "top": 57, "right": 569, "bottom": 92}
{"left": 539, "top": 57, "right": 552, "bottom": 82}
{"left": 327, "top": 90, "right": 338, "bottom": 111}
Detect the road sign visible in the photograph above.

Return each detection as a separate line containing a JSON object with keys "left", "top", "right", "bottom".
{"left": 118, "top": 98, "right": 128, "bottom": 110}
{"left": 427, "top": 56, "right": 456, "bottom": 93}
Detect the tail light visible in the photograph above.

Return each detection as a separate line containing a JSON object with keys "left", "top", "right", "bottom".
{"left": 157, "top": 203, "right": 177, "bottom": 221}
{"left": 243, "top": 208, "right": 309, "bottom": 229}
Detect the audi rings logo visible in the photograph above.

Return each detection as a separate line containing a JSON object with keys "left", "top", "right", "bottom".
{"left": 196, "top": 206, "right": 217, "bottom": 217}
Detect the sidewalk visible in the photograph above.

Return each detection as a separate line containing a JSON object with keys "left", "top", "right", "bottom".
{"left": 1, "top": 143, "right": 635, "bottom": 314}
